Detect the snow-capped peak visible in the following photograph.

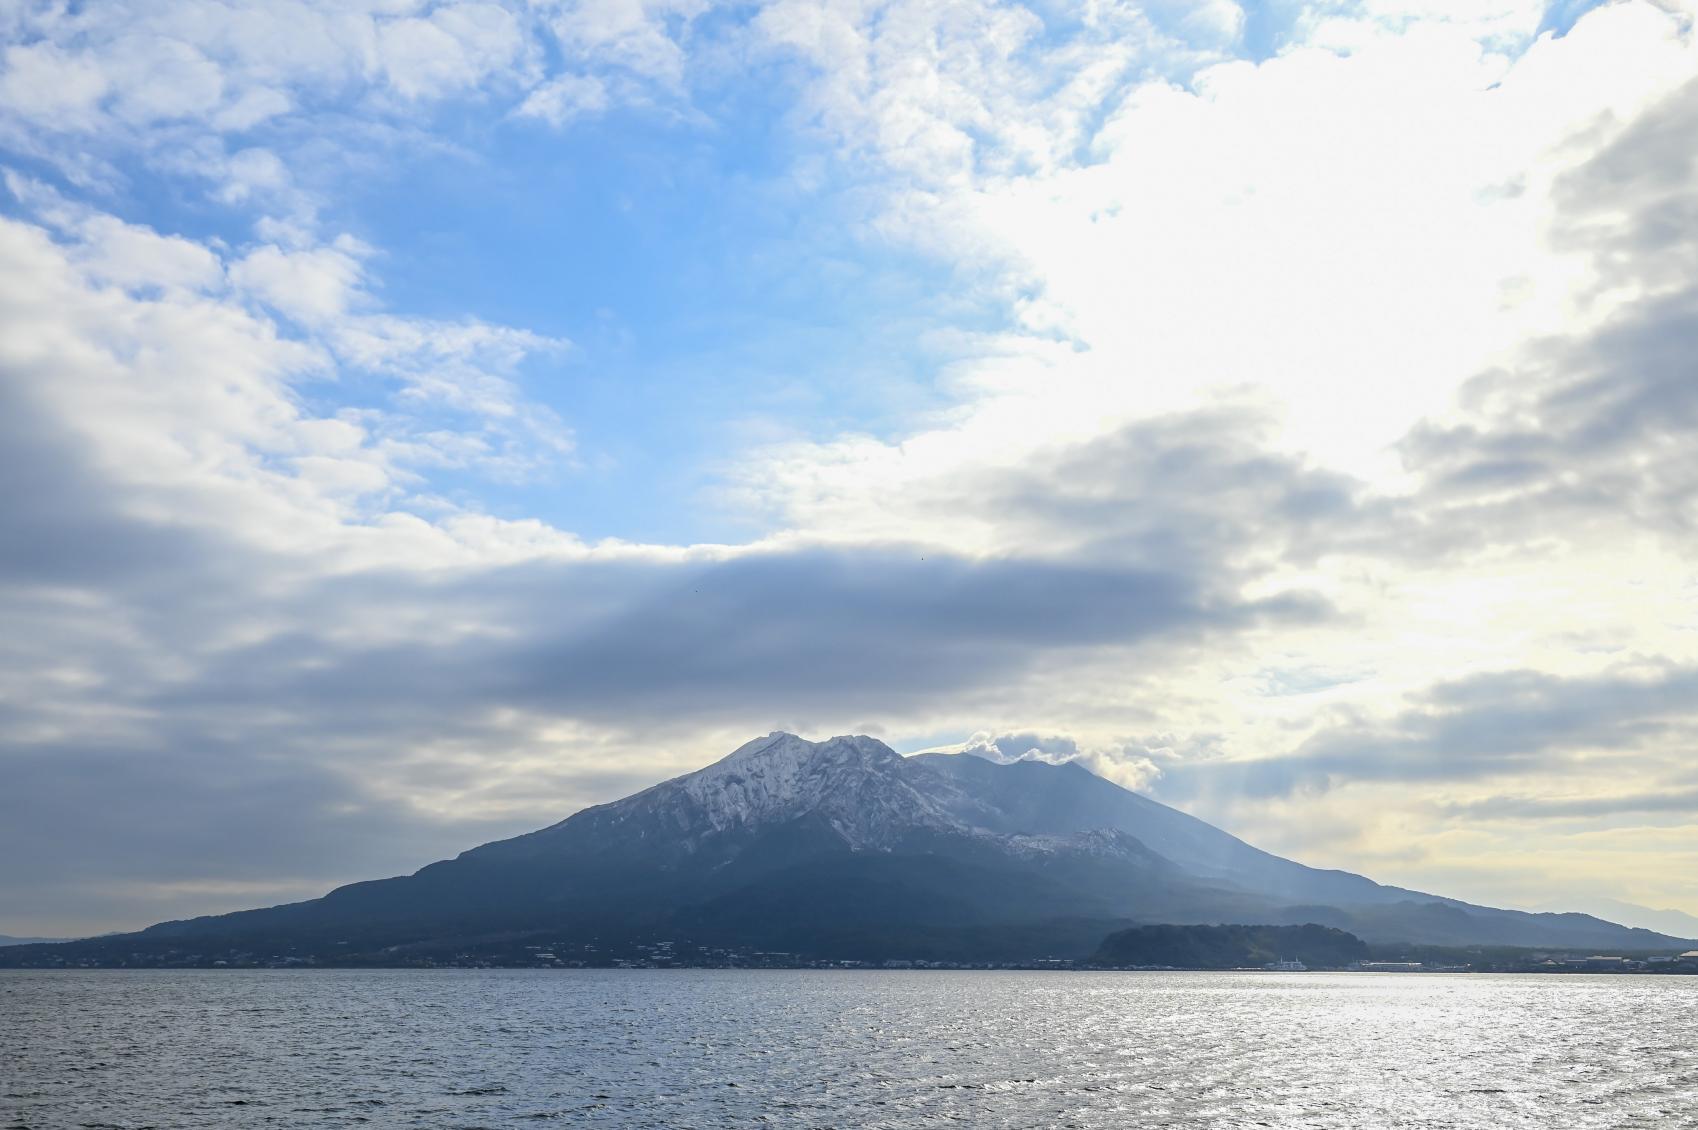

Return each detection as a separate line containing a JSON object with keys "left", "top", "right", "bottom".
{"left": 680, "top": 733, "right": 902, "bottom": 825}
{"left": 509, "top": 732, "right": 1179, "bottom": 867}
{"left": 707, "top": 731, "right": 899, "bottom": 775}
{"left": 588, "top": 731, "right": 954, "bottom": 850}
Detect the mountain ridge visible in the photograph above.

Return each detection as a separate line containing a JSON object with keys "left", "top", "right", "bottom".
{"left": 4, "top": 732, "right": 1689, "bottom": 965}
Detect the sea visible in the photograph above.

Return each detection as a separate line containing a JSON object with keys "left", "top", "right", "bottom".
{"left": 3, "top": 969, "right": 1695, "bottom": 1128}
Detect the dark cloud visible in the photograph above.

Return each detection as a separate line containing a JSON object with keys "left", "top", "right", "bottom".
{"left": 1161, "top": 665, "right": 1698, "bottom": 801}
{"left": 1400, "top": 285, "right": 1698, "bottom": 546}
{"left": 1440, "top": 786, "right": 1698, "bottom": 822}
{"left": 1553, "top": 74, "right": 1698, "bottom": 293}
{"left": 139, "top": 542, "right": 1323, "bottom": 732}
{"left": 0, "top": 729, "right": 665, "bottom": 935}
{"left": 1396, "top": 77, "right": 1698, "bottom": 555}
{"left": 0, "top": 372, "right": 221, "bottom": 588}
{"left": 933, "top": 405, "right": 1368, "bottom": 569}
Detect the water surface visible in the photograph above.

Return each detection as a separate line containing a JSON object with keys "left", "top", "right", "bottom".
{"left": 4, "top": 969, "right": 1695, "bottom": 1127}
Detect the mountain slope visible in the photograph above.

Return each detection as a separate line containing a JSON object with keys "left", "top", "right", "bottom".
{"left": 916, "top": 753, "right": 1410, "bottom": 906}
{"left": 914, "top": 752, "right": 1692, "bottom": 948}
{"left": 4, "top": 733, "right": 1687, "bottom": 965}
{"left": 1532, "top": 897, "right": 1698, "bottom": 940}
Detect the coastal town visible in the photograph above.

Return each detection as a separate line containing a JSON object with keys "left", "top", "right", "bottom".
{"left": 8, "top": 937, "right": 1698, "bottom": 974}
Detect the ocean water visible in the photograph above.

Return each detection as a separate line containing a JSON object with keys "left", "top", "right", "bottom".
{"left": 3, "top": 969, "right": 1695, "bottom": 1128}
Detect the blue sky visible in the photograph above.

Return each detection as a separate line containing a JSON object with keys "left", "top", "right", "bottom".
{"left": 36, "top": 100, "right": 942, "bottom": 544}
{"left": 3, "top": 9, "right": 1003, "bottom": 543}
{"left": 334, "top": 108, "right": 968, "bottom": 542}
{"left": 2, "top": 0, "right": 1695, "bottom": 935}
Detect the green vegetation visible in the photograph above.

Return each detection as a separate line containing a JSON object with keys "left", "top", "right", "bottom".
{"left": 1089, "top": 923, "right": 1368, "bottom": 969}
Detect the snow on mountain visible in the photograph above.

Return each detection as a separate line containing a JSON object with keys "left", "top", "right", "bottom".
{"left": 667, "top": 732, "right": 952, "bottom": 844}
{"left": 531, "top": 732, "right": 1160, "bottom": 862}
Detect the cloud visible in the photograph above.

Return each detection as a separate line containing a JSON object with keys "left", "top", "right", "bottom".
{"left": 733, "top": 401, "right": 1371, "bottom": 572}
{"left": 720, "top": 1, "right": 1698, "bottom": 576}
{"left": 1292, "top": 0, "right": 1550, "bottom": 53}
{"left": 0, "top": 42, "right": 111, "bottom": 131}
{"left": 962, "top": 731, "right": 1082, "bottom": 763}
{"left": 6, "top": 178, "right": 573, "bottom": 493}
{"left": 0, "top": 735, "right": 568, "bottom": 935}
{"left": 1160, "top": 664, "right": 1698, "bottom": 801}
{"left": 1397, "top": 74, "right": 1698, "bottom": 557}
{"left": 0, "top": 0, "right": 708, "bottom": 225}
{"left": 1441, "top": 785, "right": 1698, "bottom": 821}
{"left": 0, "top": 2, "right": 530, "bottom": 138}
{"left": 374, "top": 3, "right": 529, "bottom": 101}
{"left": 534, "top": 0, "right": 707, "bottom": 94}
{"left": 81, "top": 541, "right": 1314, "bottom": 817}
{"left": 515, "top": 72, "right": 612, "bottom": 126}
{"left": 5, "top": 0, "right": 1698, "bottom": 935}
{"left": 229, "top": 239, "right": 369, "bottom": 324}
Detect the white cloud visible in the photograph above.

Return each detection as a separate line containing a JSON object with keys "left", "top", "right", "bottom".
{"left": 103, "top": 34, "right": 228, "bottom": 125}
{"left": 211, "top": 85, "right": 293, "bottom": 131}
{"left": 230, "top": 239, "right": 370, "bottom": 323}
{"left": 1, "top": 177, "right": 574, "bottom": 527}
{"left": 0, "top": 42, "right": 110, "bottom": 130}
{"left": 1292, "top": 0, "right": 1549, "bottom": 53}
{"left": 0, "top": 0, "right": 702, "bottom": 215}
{"left": 535, "top": 0, "right": 709, "bottom": 92}
{"left": 1146, "top": 0, "right": 1248, "bottom": 46}
{"left": 516, "top": 72, "right": 612, "bottom": 125}
{"left": 5, "top": 172, "right": 227, "bottom": 292}
{"left": 213, "top": 147, "right": 295, "bottom": 207}
{"left": 374, "top": 3, "right": 530, "bottom": 100}
{"left": 219, "top": 233, "right": 575, "bottom": 463}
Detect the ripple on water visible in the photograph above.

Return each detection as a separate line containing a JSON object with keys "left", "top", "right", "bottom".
{"left": 2, "top": 970, "right": 1696, "bottom": 1128}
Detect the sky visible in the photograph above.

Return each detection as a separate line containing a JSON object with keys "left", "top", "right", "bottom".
{"left": 1, "top": 0, "right": 1696, "bottom": 938}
